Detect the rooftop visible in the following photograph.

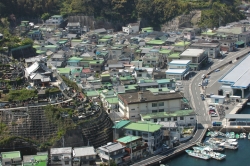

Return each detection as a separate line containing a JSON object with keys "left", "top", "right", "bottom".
{"left": 166, "top": 68, "right": 187, "bottom": 74}
{"left": 159, "top": 49, "right": 171, "bottom": 54}
{"left": 147, "top": 88, "right": 169, "bottom": 93}
{"left": 116, "top": 136, "right": 141, "bottom": 144}
{"left": 50, "top": 147, "right": 72, "bottom": 154}
{"left": 169, "top": 60, "right": 191, "bottom": 65}
{"left": 124, "top": 122, "right": 162, "bottom": 132}
{"left": 174, "top": 41, "right": 191, "bottom": 46}
{"left": 106, "top": 97, "right": 119, "bottom": 104}
{"left": 86, "top": 90, "right": 99, "bottom": 97}
{"left": 74, "top": 146, "right": 96, "bottom": 157}
{"left": 1, "top": 151, "right": 21, "bottom": 159}
{"left": 180, "top": 49, "right": 204, "bottom": 57}
{"left": 112, "top": 120, "right": 131, "bottom": 129}
{"left": 190, "top": 42, "right": 220, "bottom": 48}
{"left": 156, "top": 79, "right": 172, "bottom": 84}
{"left": 146, "top": 40, "right": 165, "bottom": 45}
{"left": 141, "top": 109, "right": 195, "bottom": 119}
{"left": 57, "top": 68, "right": 71, "bottom": 74}
{"left": 98, "top": 142, "right": 124, "bottom": 152}
{"left": 168, "top": 53, "right": 180, "bottom": 58}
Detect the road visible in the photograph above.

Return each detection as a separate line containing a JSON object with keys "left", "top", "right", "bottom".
{"left": 131, "top": 127, "right": 206, "bottom": 166}
{"left": 130, "top": 47, "right": 250, "bottom": 166}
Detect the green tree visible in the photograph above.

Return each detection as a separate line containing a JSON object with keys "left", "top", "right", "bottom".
{"left": 41, "top": 13, "right": 50, "bottom": 22}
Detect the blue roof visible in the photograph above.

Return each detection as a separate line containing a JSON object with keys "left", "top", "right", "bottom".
{"left": 112, "top": 120, "right": 130, "bottom": 129}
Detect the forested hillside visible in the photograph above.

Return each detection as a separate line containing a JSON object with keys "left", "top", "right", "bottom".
{"left": 0, "top": 0, "right": 246, "bottom": 28}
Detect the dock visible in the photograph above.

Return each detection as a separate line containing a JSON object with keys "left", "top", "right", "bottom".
{"left": 131, "top": 127, "right": 207, "bottom": 166}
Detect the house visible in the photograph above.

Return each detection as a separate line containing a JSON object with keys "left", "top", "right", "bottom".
{"left": 190, "top": 42, "right": 220, "bottom": 59}
{"left": 122, "top": 22, "right": 140, "bottom": 34}
{"left": 45, "top": 15, "right": 63, "bottom": 25}
{"left": 156, "top": 79, "right": 176, "bottom": 89}
{"left": 174, "top": 41, "right": 191, "bottom": 52}
{"left": 159, "top": 121, "right": 181, "bottom": 147}
{"left": 140, "top": 109, "right": 196, "bottom": 126}
{"left": 111, "top": 46, "right": 124, "bottom": 57}
{"left": 66, "top": 22, "right": 81, "bottom": 35}
{"left": 237, "top": 30, "right": 250, "bottom": 47}
{"left": 1, "top": 151, "right": 22, "bottom": 166}
{"left": 25, "top": 62, "right": 52, "bottom": 86}
{"left": 137, "top": 80, "right": 159, "bottom": 91}
{"left": 67, "top": 56, "right": 83, "bottom": 67}
{"left": 25, "top": 57, "right": 44, "bottom": 67}
{"left": 57, "top": 67, "right": 71, "bottom": 78}
{"left": 167, "top": 53, "right": 181, "bottom": 62}
{"left": 98, "top": 39, "right": 111, "bottom": 46}
{"left": 23, "top": 153, "right": 48, "bottom": 166}
{"left": 152, "top": 71, "right": 167, "bottom": 80}
{"left": 166, "top": 60, "right": 191, "bottom": 80}
{"left": 118, "top": 90, "right": 184, "bottom": 120}
{"left": 183, "top": 28, "right": 195, "bottom": 41}
{"left": 115, "top": 136, "right": 148, "bottom": 162}
{"left": 133, "top": 68, "right": 149, "bottom": 79}
{"left": 180, "top": 49, "right": 207, "bottom": 71}
{"left": 113, "top": 120, "right": 131, "bottom": 140}
{"left": 142, "top": 49, "right": 161, "bottom": 66}
{"left": 97, "top": 142, "right": 126, "bottom": 164}
{"left": 73, "top": 146, "right": 97, "bottom": 166}
{"left": 50, "top": 147, "right": 72, "bottom": 166}
{"left": 219, "top": 39, "right": 235, "bottom": 52}
{"left": 123, "top": 122, "right": 163, "bottom": 154}
{"left": 27, "top": 29, "right": 42, "bottom": 40}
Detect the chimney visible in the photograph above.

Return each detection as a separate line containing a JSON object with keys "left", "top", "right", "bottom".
{"left": 138, "top": 92, "right": 143, "bottom": 101}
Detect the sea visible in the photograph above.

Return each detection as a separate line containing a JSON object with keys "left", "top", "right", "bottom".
{"left": 163, "top": 105, "right": 250, "bottom": 166}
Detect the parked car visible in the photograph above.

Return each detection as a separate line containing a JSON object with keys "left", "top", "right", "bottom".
{"left": 215, "top": 69, "right": 220, "bottom": 72}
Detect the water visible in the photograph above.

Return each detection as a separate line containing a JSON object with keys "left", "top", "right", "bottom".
{"left": 163, "top": 106, "right": 250, "bottom": 166}
{"left": 164, "top": 139, "right": 250, "bottom": 166}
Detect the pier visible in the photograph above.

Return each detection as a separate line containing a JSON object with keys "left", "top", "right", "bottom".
{"left": 131, "top": 126, "right": 207, "bottom": 166}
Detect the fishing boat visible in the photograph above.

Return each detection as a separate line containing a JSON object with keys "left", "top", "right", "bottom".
{"left": 229, "top": 132, "right": 235, "bottom": 139}
{"left": 219, "top": 139, "right": 238, "bottom": 150}
{"left": 196, "top": 142, "right": 224, "bottom": 151}
{"left": 185, "top": 148, "right": 211, "bottom": 160}
{"left": 196, "top": 146, "right": 226, "bottom": 160}
{"left": 240, "top": 133, "right": 246, "bottom": 139}
{"left": 211, "top": 131, "right": 219, "bottom": 137}
{"left": 218, "top": 131, "right": 226, "bottom": 137}
{"left": 248, "top": 133, "right": 250, "bottom": 140}
{"left": 235, "top": 133, "right": 240, "bottom": 139}
{"left": 226, "top": 132, "right": 230, "bottom": 138}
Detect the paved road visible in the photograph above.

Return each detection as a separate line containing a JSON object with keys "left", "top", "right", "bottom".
{"left": 131, "top": 127, "right": 205, "bottom": 166}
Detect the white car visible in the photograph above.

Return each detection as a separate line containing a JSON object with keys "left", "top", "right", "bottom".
{"left": 198, "top": 83, "right": 202, "bottom": 87}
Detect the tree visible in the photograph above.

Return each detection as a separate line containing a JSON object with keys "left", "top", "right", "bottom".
{"left": 41, "top": 13, "right": 50, "bottom": 22}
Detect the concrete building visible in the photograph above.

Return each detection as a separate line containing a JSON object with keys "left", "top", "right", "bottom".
{"left": 180, "top": 49, "right": 207, "bottom": 71}
{"left": 123, "top": 122, "right": 163, "bottom": 154}
{"left": 166, "top": 60, "right": 191, "bottom": 80}
{"left": 122, "top": 23, "right": 140, "bottom": 34}
{"left": 66, "top": 22, "right": 81, "bottom": 35}
{"left": 45, "top": 15, "right": 63, "bottom": 25}
{"left": 219, "top": 54, "right": 250, "bottom": 98}
{"left": 23, "top": 153, "right": 48, "bottom": 166}
{"left": 183, "top": 29, "right": 195, "bottom": 41}
{"left": 210, "top": 95, "right": 226, "bottom": 104}
{"left": 115, "top": 136, "right": 148, "bottom": 162}
{"left": 1, "top": 151, "right": 22, "bottom": 166}
{"left": 174, "top": 41, "right": 191, "bottom": 52}
{"left": 50, "top": 147, "right": 72, "bottom": 166}
{"left": 97, "top": 142, "right": 126, "bottom": 164}
{"left": 117, "top": 90, "right": 184, "bottom": 121}
{"left": 219, "top": 40, "right": 235, "bottom": 52}
{"left": 190, "top": 42, "right": 220, "bottom": 59}
{"left": 73, "top": 146, "right": 97, "bottom": 166}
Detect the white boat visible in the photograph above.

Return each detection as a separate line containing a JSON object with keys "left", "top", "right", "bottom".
{"left": 185, "top": 149, "right": 211, "bottom": 160}
{"left": 240, "top": 133, "right": 246, "bottom": 139}
{"left": 196, "top": 142, "right": 224, "bottom": 151}
{"left": 248, "top": 133, "right": 250, "bottom": 140}
{"left": 219, "top": 141, "right": 238, "bottom": 150}
{"left": 194, "top": 146, "right": 226, "bottom": 160}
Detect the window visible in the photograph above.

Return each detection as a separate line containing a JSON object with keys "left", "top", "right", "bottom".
{"left": 167, "top": 118, "right": 171, "bottom": 121}
{"left": 159, "top": 109, "right": 164, "bottom": 112}
{"left": 152, "top": 110, "right": 157, "bottom": 113}
{"left": 174, "top": 117, "right": 177, "bottom": 121}
{"left": 161, "top": 118, "right": 164, "bottom": 121}
{"left": 65, "top": 161, "right": 69, "bottom": 165}
{"left": 158, "top": 102, "right": 164, "bottom": 106}
{"left": 152, "top": 103, "right": 157, "bottom": 107}
{"left": 190, "top": 117, "right": 194, "bottom": 120}
{"left": 180, "top": 117, "right": 184, "bottom": 120}
{"left": 154, "top": 119, "right": 158, "bottom": 122}
{"left": 138, "top": 74, "right": 142, "bottom": 77}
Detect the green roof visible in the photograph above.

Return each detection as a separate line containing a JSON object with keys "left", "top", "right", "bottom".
{"left": 120, "top": 76, "right": 134, "bottom": 81}
{"left": 113, "top": 120, "right": 130, "bottom": 129}
{"left": 182, "top": 98, "right": 189, "bottom": 104}
{"left": 44, "top": 45, "right": 57, "bottom": 48}
{"left": 201, "top": 32, "right": 217, "bottom": 36}
{"left": 71, "top": 67, "right": 83, "bottom": 74}
{"left": 35, "top": 161, "right": 47, "bottom": 166}
{"left": 102, "top": 35, "right": 113, "bottom": 39}
{"left": 174, "top": 41, "right": 191, "bottom": 46}
{"left": 159, "top": 49, "right": 171, "bottom": 54}
{"left": 71, "top": 39, "right": 82, "bottom": 42}
{"left": 34, "top": 155, "right": 48, "bottom": 161}
{"left": 1, "top": 151, "right": 20, "bottom": 159}
{"left": 86, "top": 90, "right": 99, "bottom": 97}
{"left": 89, "top": 60, "right": 104, "bottom": 64}
{"left": 98, "top": 39, "right": 109, "bottom": 42}
{"left": 57, "top": 67, "right": 71, "bottom": 74}
{"left": 146, "top": 40, "right": 165, "bottom": 45}
{"left": 68, "top": 60, "right": 80, "bottom": 63}
{"left": 101, "top": 74, "right": 110, "bottom": 77}
{"left": 136, "top": 49, "right": 142, "bottom": 53}
{"left": 52, "top": 15, "right": 62, "bottom": 18}
{"left": 116, "top": 136, "right": 141, "bottom": 144}
{"left": 58, "top": 40, "right": 68, "bottom": 44}
{"left": 106, "top": 97, "right": 119, "bottom": 104}
{"left": 33, "top": 45, "right": 40, "bottom": 49}
{"left": 142, "top": 27, "right": 153, "bottom": 32}
{"left": 235, "top": 40, "right": 245, "bottom": 45}
{"left": 141, "top": 110, "right": 195, "bottom": 120}
{"left": 124, "top": 84, "right": 138, "bottom": 91}
{"left": 124, "top": 122, "right": 162, "bottom": 133}
{"left": 36, "top": 50, "right": 45, "bottom": 54}
{"left": 156, "top": 79, "right": 171, "bottom": 84}
{"left": 168, "top": 53, "right": 180, "bottom": 58}
{"left": 69, "top": 56, "right": 83, "bottom": 61}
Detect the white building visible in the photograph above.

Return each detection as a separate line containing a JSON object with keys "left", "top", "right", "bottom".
{"left": 45, "top": 15, "right": 63, "bottom": 25}
{"left": 117, "top": 90, "right": 184, "bottom": 121}
{"left": 73, "top": 146, "right": 97, "bottom": 166}
{"left": 122, "top": 22, "right": 140, "bottom": 34}
{"left": 190, "top": 42, "right": 220, "bottom": 59}
{"left": 210, "top": 95, "right": 226, "bottom": 104}
{"left": 166, "top": 60, "right": 191, "bottom": 80}
{"left": 50, "top": 147, "right": 72, "bottom": 166}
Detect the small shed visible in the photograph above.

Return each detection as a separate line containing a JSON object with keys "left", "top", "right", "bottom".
{"left": 210, "top": 95, "right": 225, "bottom": 104}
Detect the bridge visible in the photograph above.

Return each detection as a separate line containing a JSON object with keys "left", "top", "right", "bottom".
{"left": 131, "top": 125, "right": 207, "bottom": 166}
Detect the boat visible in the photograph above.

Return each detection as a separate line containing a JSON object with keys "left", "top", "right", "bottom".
{"left": 185, "top": 149, "right": 211, "bottom": 160}
{"left": 219, "top": 139, "right": 238, "bottom": 150}
{"left": 240, "top": 133, "right": 246, "bottom": 139}
{"left": 211, "top": 131, "right": 219, "bottom": 137}
{"left": 218, "top": 131, "right": 226, "bottom": 137}
{"left": 229, "top": 132, "right": 235, "bottom": 139}
{"left": 248, "top": 133, "right": 250, "bottom": 139}
{"left": 235, "top": 133, "right": 240, "bottom": 139}
{"left": 196, "top": 142, "right": 224, "bottom": 151}
{"left": 197, "top": 146, "right": 226, "bottom": 160}
{"left": 226, "top": 132, "right": 230, "bottom": 138}
{"left": 206, "top": 131, "right": 211, "bottom": 137}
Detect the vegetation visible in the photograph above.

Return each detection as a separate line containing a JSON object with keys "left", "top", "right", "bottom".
{"left": 0, "top": 0, "right": 246, "bottom": 29}
{"left": 61, "top": 75, "right": 81, "bottom": 92}
{"left": 45, "top": 87, "right": 61, "bottom": 94}
{"left": 6, "top": 89, "right": 37, "bottom": 101}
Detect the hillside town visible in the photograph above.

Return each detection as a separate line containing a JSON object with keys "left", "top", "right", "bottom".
{"left": 2, "top": 4, "right": 250, "bottom": 165}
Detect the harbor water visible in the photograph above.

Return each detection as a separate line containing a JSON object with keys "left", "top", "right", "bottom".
{"left": 164, "top": 106, "right": 250, "bottom": 166}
